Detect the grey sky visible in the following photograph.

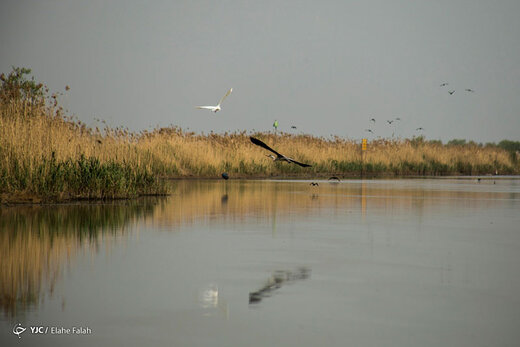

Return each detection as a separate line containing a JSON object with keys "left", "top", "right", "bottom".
{"left": 1, "top": 0, "right": 519, "bottom": 142}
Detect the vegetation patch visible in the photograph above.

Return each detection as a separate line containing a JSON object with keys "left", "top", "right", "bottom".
{"left": 1, "top": 67, "right": 518, "bottom": 203}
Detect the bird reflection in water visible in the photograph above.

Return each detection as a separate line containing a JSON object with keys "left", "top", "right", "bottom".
{"left": 199, "top": 283, "right": 219, "bottom": 308}
{"left": 249, "top": 267, "right": 311, "bottom": 305}
{"left": 221, "top": 194, "right": 229, "bottom": 206}
{"left": 198, "top": 283, "right": 229, "bottom": 318}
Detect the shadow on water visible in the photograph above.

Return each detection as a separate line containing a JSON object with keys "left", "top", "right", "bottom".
{"left": 249, "top": 267, "right": 311, "bottom": 305}
{"left": 0, "top": 198, "right": 161, "bottom": 319}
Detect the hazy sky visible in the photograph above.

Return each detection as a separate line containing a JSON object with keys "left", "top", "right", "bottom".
{"left": 1, "top": 0, "right": 519, "bottom": 142}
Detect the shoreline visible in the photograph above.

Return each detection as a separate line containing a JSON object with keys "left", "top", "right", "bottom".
{"left": 1, "top": 174, "right": 513, "bottom": 206}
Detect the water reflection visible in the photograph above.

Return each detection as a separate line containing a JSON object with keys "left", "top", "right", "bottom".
{"left": 249, "top": 267, "right": 311, "bottom": 304}
{"left": 0, "top": 199, "right": 160, "bottom": 318}
{"left": 1, "top": 179, "right": 518, "bottom": 321}
{"left": 198, "top": 283, "right": 229, "bottom": 318}
{"left": 151, "top": 179, "right": 519, "bottom": 228}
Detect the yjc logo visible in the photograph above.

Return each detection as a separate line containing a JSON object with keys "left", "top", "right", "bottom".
{"left": 12, "top": 323, "right": 26, "bottom": 338}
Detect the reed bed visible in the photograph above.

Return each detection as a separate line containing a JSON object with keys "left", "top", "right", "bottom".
{"left": 0, "top": 98, "right": 167, "bottom": 202}
{"left": 1, "top": 72, "right": 518, "bottom": 203}
{"left": 125, "top": 129, "right": 517, "bottom": 178}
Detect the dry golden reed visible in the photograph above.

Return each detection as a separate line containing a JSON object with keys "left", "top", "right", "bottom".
{"left": 1, "top": 88, "right": 518, "bottom": 203}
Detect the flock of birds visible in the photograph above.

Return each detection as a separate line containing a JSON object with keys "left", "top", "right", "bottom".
{"left": 196, "top": 82, "right": 476, "bottom": 174}
{"left": 440, "top": 82, "right": 475, "bottom": 95}
{"left": 363, "top": 82, "right": 475, "bottom": 136}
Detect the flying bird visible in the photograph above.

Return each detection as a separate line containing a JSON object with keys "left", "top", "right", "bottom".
{"left": 387, "top": 120, "right": 394, "bottom": 125}
{"left": 291, "top": 126, "right": 297, "bottom": 129}
{"left": 365, "top": 129, "right": 374, "bottom": 133}
{"left": 195, "top": 88, "right": 233, "bottom": 113}
{"left": 448, "top": 90, "right": 455, "bottom": 95}
{"left": 465, "top": 88, "right": 475, "bottom": 92}
{"left": 370, "top": 118, "right": 376, "bottom": 123}
{"left": 416, "top": 127, "right": 424, "bottom": 131}
{"left": 250, "top": 137, "right": 312, "bottom": 167}
{"left": 440, "top": 83, "right": 449, "bottom": 87}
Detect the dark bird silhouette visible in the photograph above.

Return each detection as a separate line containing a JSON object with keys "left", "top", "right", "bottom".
{"left": 370, "top": 118, "right": 376, "bottom": 123}
{"left": 440, "top": 83, "right": 449, "bottom": 87}
{"left": 221, "top": 172, "right": 229, "bottom": 180}
{"left": 291, "top": 126, "right": 297, "bottom": 129}
{"left": 249, "top": 268, "right": 310, "bottom": 305}
{"left": 448, "top": 90, "right": 455, "bottom": 95}
{"left": 465, "top": 88, "right": 475, "bottom": 92}
{"left": 310, "top": 182, "right": 319, "bottom": 186}
{"left": 365, "top": 129, "right": 374, "bottom": 133}
{"left": 416, "top": 127, "right": 424, "bottom": 131}
{"left": 250, "top": 137, "right": 312, "bottom": 167}
{"left": 387, "top": 120, "right": 394, "bottom": 125}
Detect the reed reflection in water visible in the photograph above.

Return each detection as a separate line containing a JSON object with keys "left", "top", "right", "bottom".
{"left": 149, "top": 179, "right": 518, "bottom": 228}
{"left": 0, "top": 199, "right": 161, "bottom": 318}
{"left": 0, "top": 178, "right": 519, "bottom": 347}
{"left": 2, "top": 179, "right": 518, "bottom": 320}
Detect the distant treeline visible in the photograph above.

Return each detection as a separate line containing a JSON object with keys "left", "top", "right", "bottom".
{"left": 407, "top": 137, "right": 520, "bottom": 151}
{"left": 413, "top": 137, "right": 520, "bottom": 164}
{"left": 1, "top": 67, "right": 518, "bottom": 203}
{"left": 442, "top": 138, "right": 520, "bottom": 152}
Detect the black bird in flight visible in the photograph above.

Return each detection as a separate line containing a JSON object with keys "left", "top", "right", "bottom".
{"left": 250, "top": 137, "right": 312, "bottom": 167}
{"left": 370, "top": 118, "right": 376, "bottom": 123}
{"left": 416, "top": 127, "right": 424, "bottom": 131}
{"left": 440, "top": 83, "right": 449, "bottom": 87}
{"left": 448, "top": 90, "right": 455, "bottom": 95}
{"left": 365, "top": 129, "right": 374, "bottom": 133}
{"left": 291, "top": 126, "right": 297, "bottom": 129}
{"left": 465, "top": 88, "right": 475, "bottom": 93}
{"left": 387, "top": 120, "right": 394, "bottom": 124}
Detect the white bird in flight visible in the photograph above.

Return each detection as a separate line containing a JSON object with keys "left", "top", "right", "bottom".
{"left": 196, "top": 88, "right": 233, "bottom": 113}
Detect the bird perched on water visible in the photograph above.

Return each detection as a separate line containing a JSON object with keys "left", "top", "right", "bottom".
{"left": 196, "top": 88, "right": 233, "bottom": 113}
{"left": 250, "top": 137, "right": 312, "bottom": 167}
{"left": 448, "top": 90, "right": 455, "bottom": 95}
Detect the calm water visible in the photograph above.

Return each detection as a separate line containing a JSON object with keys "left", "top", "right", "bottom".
{"left": 1, "top": 178, "right": 520, "bottom": 346}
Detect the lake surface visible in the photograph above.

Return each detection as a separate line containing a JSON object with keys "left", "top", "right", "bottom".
{"left": 1, "top": 178, "right": 520, "bottom": 346}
